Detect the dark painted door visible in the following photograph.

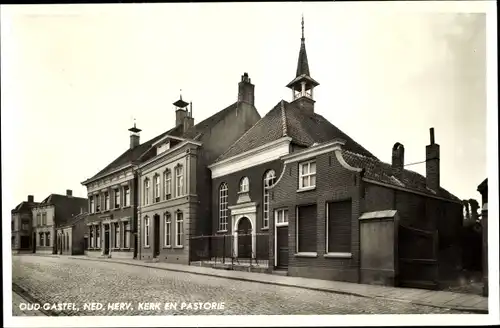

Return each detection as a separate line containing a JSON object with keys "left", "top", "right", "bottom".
{"left": 237, "top": 217, "right": 252, "bottom": 259}
{"left": 153, "top": 215, "right": 160, "bottom": 257}
{"left": 277, "top": 226, "right": 289, "bottom": 268}
{"left": 104, "top": 226, "right": 110, "bottom": 255}
{"left": 32, "top": 233, "right": 36, "bottom": 253}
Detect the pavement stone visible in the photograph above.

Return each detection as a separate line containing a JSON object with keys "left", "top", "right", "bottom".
{"left": 12, "top": 291, "right": 47, "bottom": 316}
{"left": 12, "top": 255, "right": 476, "bottom": 316}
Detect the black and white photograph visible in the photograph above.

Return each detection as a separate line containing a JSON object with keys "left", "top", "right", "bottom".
{"left": 2, "top": 1, "right": 498, "bottom": 327}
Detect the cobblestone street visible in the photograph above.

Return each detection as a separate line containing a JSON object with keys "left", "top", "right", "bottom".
{"left": 12, "top": 255, "right": 472, "bottom": 316}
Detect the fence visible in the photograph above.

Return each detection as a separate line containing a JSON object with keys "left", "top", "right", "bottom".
{"left": 189, "top": 232, "right": 269, "bottom": 267}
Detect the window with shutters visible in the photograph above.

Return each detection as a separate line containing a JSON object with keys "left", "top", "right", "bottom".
{"left": 296, "top": 204, "right": 317, "bottom": 253}
{"left": 326, "top": 200, "right": 352, "bottom": 254}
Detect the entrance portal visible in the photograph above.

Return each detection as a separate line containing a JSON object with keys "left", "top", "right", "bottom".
{"left": 237, "top": 217, "right": 252, "bottom": 259}
{"left": 104, "top": 225, "right": 110, "bottom": 255}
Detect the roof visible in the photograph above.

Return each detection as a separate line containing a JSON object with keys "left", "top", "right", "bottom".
{"left": 477, "top": 178, "right": 488, "bottom": 192}
{"left": 341, "top": 149, "right": 461, "bottom": 202}
{"left": 58, "top": 212, "right": 88, "bottom": 229}
{"left": 216, "top": 100, "right": 377, "bottom": 162}
{"left": 296, "top": 37, "right": 310, "bottom": 77}
{"left": 12, "top": 201, "right": 39, "bottom": 214}
{"left": 38, "top": 194, "right": 88, "bottom": 207}
{"left": 86, "top": 102, "right": 241, "bottom": 183}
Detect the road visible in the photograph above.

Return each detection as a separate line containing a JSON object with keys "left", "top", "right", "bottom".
{"left": 12, "top": 255, "right": 470, "bottom": 316}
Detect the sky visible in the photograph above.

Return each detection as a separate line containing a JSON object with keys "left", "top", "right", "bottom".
{"left": 1, "top": 2, "right": 493, "bottom": 213}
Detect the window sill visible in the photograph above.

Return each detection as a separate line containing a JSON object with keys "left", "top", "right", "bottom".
{"left": 324, "top": 252, "right": 352, "bottom": 259}
{"left": 174, "top": 246, "right": 184, "bottom": 249}
{"left": 217, "top": 230, "right": 228, "bottom": 233}
{"left": 122, "top": 206, "right": 131, "bottom": 209}
{"left": 275, "top": 223, "right": 289, "bottom": 227}
{"left": 261, "top": 227, "right": 269, "bottom": 231}
{"left": 163, "top": 246, "right": 172, "bottom": 249}
{"left": 297, "top": 186, "right": 316, "bottom": 193}
{"left": 144, "top": 246, "right": 150, "bottom": 249}
{"left": 295, "top": 252, "right": 318, "bottom": 258}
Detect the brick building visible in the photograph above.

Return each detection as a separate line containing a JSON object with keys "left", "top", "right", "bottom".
{"left": 208, "top": 18, "right": 463, "bottom": 289}
{"left": 32, "top": 190, "right": 87, "bottom": 254}
{"left": 56, "top": 211, "right": 88, "bottom": 255}
{"left": 11, "top": 195, "right": 39, "bottom": 253}
{"left": 137, "top": 76, "right": 260, "bottom": 264}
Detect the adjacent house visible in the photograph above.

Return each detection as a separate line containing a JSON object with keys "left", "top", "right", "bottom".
{"left": 477, "top": 178, "right": 488, "bottom": 297}
{"left": 207, "top": 17, "right": 463, "bottom": 290}
{"left": 137, "top": 75, "right": 261, "bottom": 264}
{"left": 56, "top": 211, "right": 88, "bottom": 255}
{"left": 32, "top": 190, "right": 87, "bottom": 254}
{"left": 11, "top": 195, "right": 39, "bottom": 254}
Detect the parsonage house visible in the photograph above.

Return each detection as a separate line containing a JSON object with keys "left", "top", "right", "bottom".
{"left": 11, "top": 195, "right": 39, "bottom": 253}
{"left": 82, "top": 74, "right": 260, "bottom": 262}
{"left": 207, "top": 18, "right": 464, "bottom": 289}
{"left": 32, "top": 190, "right": 87, "bottom": 254}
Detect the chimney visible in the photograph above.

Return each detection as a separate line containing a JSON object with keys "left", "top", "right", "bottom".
{"left": 238, "top": 72, "right": 255, "bottom": 106}
{"left": 182, "top": 102, "right": 195, "bottom": 132}
{"left": 391, "top": 142, "right": 405, "bottom": 177}
{"left": 176, "top": 108, "right": 188, "bottom": 127}
{"left": 66, "top": 189, "right": 73, "bottom": 197}
{"left": 27, "top": 195, "right": 34, "bottom": 203}
{"left": 426, "top": 127, "right": 440, "bottom": 191}
{"left": 128, "top": 123, "right": 141, "bottom": 149}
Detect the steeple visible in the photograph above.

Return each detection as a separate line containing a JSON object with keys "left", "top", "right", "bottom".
{"left": 128, "top": 119, "right": 141, "bottom": 149}
{"left": 173, "top": 90, "right": 194, "bottom": 132}
{"left": 286, "top": 15, "right": 319, "bottom": 114}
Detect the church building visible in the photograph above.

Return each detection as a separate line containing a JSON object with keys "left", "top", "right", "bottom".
{"left": 208, "top": 17, "right": 464, "bottom": 289}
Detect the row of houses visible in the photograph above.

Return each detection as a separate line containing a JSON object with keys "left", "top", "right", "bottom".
{"left": 11, "top": 18, "right": 484, "bottom": 290}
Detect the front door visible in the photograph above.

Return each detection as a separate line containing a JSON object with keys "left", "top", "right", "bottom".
{"left": 277, "top": 226, "right": 289, "bottom": 269}
{"left": 153, "top": 215, "right": 160, "bottom": 257}
{"left": 237, "top": 217, "right": 252, "bottom": 259}
{"left": 104, "top": 225, "right": 110, "bottom": 255}
{"left": 32, "top": 232, "right": 36, "bottom": 253}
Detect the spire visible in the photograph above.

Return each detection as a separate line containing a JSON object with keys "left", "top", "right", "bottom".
{"left": 296, "top": 14, "right": 310, "bottom": 77}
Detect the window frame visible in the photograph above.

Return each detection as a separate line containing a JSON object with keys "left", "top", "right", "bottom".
{"left": 123, "top": 221, "right": 131, "bottom": 248}
{"left": 239, "top": 176, "right": 250, "bottom": 193}
{"left": 124, "top": 186, "right": 130, "bottom": 207}
{"left": 164, "top": 212, "right": 172, "bottom": 247}
{"left": 263, "top": 170, "right": 277, "bottom": 229}
{"left": 154, "top": 174, "right": 161, "bottom": 202}
{"left": 144, "top": 216, "right": 150, "bottom": 247}
{"left": 175, "top": 212, "right": 184, "bottom": 247}
{"left": 275, "top": 208, "right": 289, "bottom": 227}
{"left": 104, "top": 192, "right": 110, "bottom": 211}
{"left": 298, "top": 160, "right": 317, "bottom": 190}
{"left": 114, "top": 189, "right": 121, "bottom": 209}
{"left": 144, "top": 179, "right": 150, "bottom": 205}
{"left": 218, "top": 183, "right": 228, "bottom": 232}
{"left": 175, "top": 165, "right": 184, "bottom": 197}
{"left": 164, "top": 170, "right": 172, "bottom": 200}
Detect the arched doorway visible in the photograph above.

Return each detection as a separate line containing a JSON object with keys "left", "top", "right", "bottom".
{"left": 237, "top": 217, "right": 252, "bottom": 259}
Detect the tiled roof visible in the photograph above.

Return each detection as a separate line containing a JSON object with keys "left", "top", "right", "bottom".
{"left": 39, "top": 194, "right": 87, "bottom": 207}
{"left": 216, "top": 100, "right": 377, "bottom": 162}
{"left": 341, "top": 150, "right": 461, "bottom": 202}
{"left": 11, "top": 201, "right": 39, "bottom": 214}
{"left": 87, "top": 102, "right": 241, "bottom": 182}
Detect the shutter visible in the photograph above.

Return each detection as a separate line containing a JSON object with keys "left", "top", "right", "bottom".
{"left": 297, "top": 204, "right": 317, "bottom": 252}
{"left": 327, "top": 200, "right": 352, "bottom": 253}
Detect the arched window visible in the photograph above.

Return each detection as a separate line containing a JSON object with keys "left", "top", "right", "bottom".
{"left": 164, "top": 169, "right": 172, "bottom": 200}
{"left": 175, "top": 165, "right": 184, "bottom": 197}
{"left": 263, "top": 170, "right": 277, "bottom": 229}
{"left": 239, "top": 177, "right": 250, "bottom": 193}
{"left": 219, "top": 183, "right": 228, "bottom": 231}
{"left": 144, "top": 178, "right": 150, "bottom": 205}
{"left": 154, "top": 174, "right": 160, "bottom": 202}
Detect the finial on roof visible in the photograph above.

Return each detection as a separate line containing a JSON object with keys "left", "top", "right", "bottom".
{"left": 180, "top": 89, "right": 183, "bottom": 101}
{"left": 301, "top": 14, "right": 305, "bottom": 40}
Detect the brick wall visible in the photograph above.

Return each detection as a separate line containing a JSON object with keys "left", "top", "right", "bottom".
{"left": 270, "top": 151, "right": 362, "bottom": 282}
{"left": 211, "top": 160, "right": 283, "bottom": 235}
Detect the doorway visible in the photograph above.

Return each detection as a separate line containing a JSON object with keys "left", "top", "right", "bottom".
{"left": 104, "top": 225, "right": 110, "bottom": 255}
{"left": 276, "top": 226, "right": 289, "bottom": 269}
{"left": 237, "top": 217, "right": 252, "bottom": 259}
{"left": 32, "top": 232, "right": 36, "bottom": 253}
{"left": 153, "top": 214, "right": 160, "bottom": 257}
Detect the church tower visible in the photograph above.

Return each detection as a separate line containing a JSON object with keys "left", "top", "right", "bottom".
{"left": 286, "top": 16, "right": 319, "bottom": 114}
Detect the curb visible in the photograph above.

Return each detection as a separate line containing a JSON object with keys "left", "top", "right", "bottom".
{"left": 12, "top": 283, "right": 62, "bottom": 317}
{"left": 67, "top": 256, "right": 487, "bottom": 314}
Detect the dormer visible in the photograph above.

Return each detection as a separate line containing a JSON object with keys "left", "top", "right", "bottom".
{"left": 152, "top": 135, "right": 184, "bottom": 156}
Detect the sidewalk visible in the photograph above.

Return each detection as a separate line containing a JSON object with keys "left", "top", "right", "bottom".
{"left": 31, "top": 254, "right": 489, "bottom": 313}
{"left": 12, "top": 290, "right": 47, "bottom": 316}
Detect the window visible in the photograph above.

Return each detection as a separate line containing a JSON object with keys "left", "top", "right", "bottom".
{"left": 123, "top": 222, "right": 130, "bottom": 248}
{"left": 90, "top": 227, "right": 94, "bottom": 248}
{"left": 45, "top": 232, "right": 50, "bottom": 246}
{"left": 42, "top": 213, "right": 47, "bottom": 225}
{"left": 239, "top": 177, "right": 249, "bottom": 193}
{"left": 36, "top": 213, "right": 41, "bottom": 226}
{"left": 296, "top": 204, "right": 317, "bottom": 253}
{"left": 299, "top": 160, "right": 316, "bottom": 189}
{"left": 164, "top": 213, "right": 171, "bottom": 247}
{"left": 90, "top": 197, "right": 95, "bottom": 213}
{"left": 326, "top": 201, "right": 352, "bottom": 254}
{"left": 175, "top": 212, "right": 184, "bottom": 247}
{"left": 96, "top": 225, "right": 101, "bottom": 248}
{"left": 104, "top": 192, "right": 110, "bottom": 211}
{"left": 114, "top": 189, "right": 120, "bottom": 208}
{"left": 263, "top": 170, "right": 276, "bottom": 229}
{"left": 39, "top": 233, "right": 44, "bottom": 246}
{"left": 114, "top": 222, "right": 120, "bottom": 248}
{"left": 124, "top": 187, "right": 130, "bottom": 207}
{"left": 154, "top": 175, "right": 160, "bottom": 202}
{"left": 21, "top": 222, "right": 29, "bottom": 230}
{"left": 95, "top": 194, "right": 101, "bottom": 212}
{"left": 275, "top": 209, "right": 289, "bottom": 225}
{"left": 144, "top": 216, "right": 150, "bottom": 247}
{"left": 144, "top": 179, "right": 150, "bottom": 205}
{"left": 218, "top": 183, "right": 228, "bottom": 231}
{"left": 164, "top": 170, "right": 172, "bottom": 200}
{"left": 175, "top": 165, "right": 184, "bottom": 197}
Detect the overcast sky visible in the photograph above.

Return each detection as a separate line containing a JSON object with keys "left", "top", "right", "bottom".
{"left": 1, "top": 2, "right": 492, "bottom": 213}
